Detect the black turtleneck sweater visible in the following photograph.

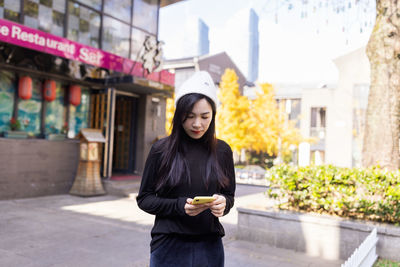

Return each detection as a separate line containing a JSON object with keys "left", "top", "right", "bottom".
{"left": 136, "top": 135, "right": 236, "bottom": 252}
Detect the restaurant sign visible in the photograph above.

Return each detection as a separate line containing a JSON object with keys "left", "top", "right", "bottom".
{"left": 0, "top": 18, "right": 174, "bottom": 87}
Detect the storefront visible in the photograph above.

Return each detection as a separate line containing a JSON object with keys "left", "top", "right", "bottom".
{"left": 0, "top": 0, "right": 178, "bottom": 200}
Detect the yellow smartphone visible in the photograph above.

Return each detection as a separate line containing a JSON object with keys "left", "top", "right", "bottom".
{"left": 192, "top": 196, "right": 216, "bottom": 205}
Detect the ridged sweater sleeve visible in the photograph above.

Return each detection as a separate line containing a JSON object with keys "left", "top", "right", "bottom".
{"left": 218, "top": 140, "right": 236, "bottom": 216}
{"left": 136, "top": 144, "right": 187, "bottom": 217}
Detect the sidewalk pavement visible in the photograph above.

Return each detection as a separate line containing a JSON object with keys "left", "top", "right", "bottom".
{"left": 0, "top": 184, "right": 343, "bottom": 267}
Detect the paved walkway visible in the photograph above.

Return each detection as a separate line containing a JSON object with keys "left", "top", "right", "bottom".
{"left": 0, "top": 185, "right": 342, "bottom": 267}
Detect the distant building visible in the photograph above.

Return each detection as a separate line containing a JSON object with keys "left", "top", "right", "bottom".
{"left": 163, "top": 52, "right": 253, "bottom": 95}
{"left": 221, "top": 8, "right": 259, "bottom": 83}
{"left": 271, "top": 47, "right": 370, "bottom": 167}
{"left": 198, "top": 19, "right": 210, "bottom": 56}
{"left": 248, "top": 9, "right": 259, "bottom": 83}
{"left": 181, "top": 18, "right": 210, "bottom": 57}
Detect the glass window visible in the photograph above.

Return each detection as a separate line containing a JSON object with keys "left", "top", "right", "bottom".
{"left": 287, "top": 99, "right": 301, "bottom": 127}
{"left": 67, "top": 2, "right": 100, "bottom": 48}
{"left": 102, "top": 16, "right": 130, "bottom": 58}
{"left": 68, "top": 89, "right": 89, "bottom": 138}
{"left": 132, "top": 0, "right": 158, "bottom": 34}
{"left": 22, "top": 0, "right": 65, "bottom": 36}
{"left": 24, "top": 0, "right": 39, "bottom": 29}
{"left": 17, "top": 78, "right": 42, "bottom": 136}
{"left": 0, "top": 0, "right": 21, "bottom": 22}
{"left": 40, "top": 0, "right": 52, "bottom": 8}
{"left": 50, "top": 10, "right": 65, "bottom": 36}
{"left": 0, "top": 71, "right": 16, "bottom": 132}
{"left": 52, "top": 0, "right": 66, "bottom": 13}
{"left": 130, "top": 27, "right": 147, "bottom": 61}
{"left": 104, "top": 0, "right": 131, "bottom": 24}
{"left": 45, "top": 82, "right": 65, "bottom": 135}
{"left": 311, "top": 107, "right": 326, "bottom": 128}
{"left": 75, "top": 0, "right": 101, "bottom": 11}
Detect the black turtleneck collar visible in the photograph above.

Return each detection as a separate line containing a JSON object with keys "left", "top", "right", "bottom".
{"left": 181, "top": 130, "right": 208, "bottom": 145}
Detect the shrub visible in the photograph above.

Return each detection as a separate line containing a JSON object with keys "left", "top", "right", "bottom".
{"left": 373, "top": 259, "right": 400, "bottom": 267}
{"left": 267, "top": 165, "right": 400, "bottom": 224}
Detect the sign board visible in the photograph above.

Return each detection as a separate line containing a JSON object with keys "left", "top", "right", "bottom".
{"left": 0, "top": 18, "right": 174, "bottom": 87}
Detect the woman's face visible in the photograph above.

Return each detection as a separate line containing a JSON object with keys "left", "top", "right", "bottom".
{"left": 182, "top": 98, "right": 213, "bottom": 139}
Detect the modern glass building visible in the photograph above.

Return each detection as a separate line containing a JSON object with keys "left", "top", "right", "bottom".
{"left": 198, "top": 18, "right": 209, "bottom": 56}
{"left": 218, "top": 8, "right": 259, "bottom": 83}
{"left": 0, "top": 0, "right": 181, "bottom": 199}
{"left": 248, "top": 8, "right": 259, "bottom": 83}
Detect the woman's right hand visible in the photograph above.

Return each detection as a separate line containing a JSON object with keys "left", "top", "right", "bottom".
{"left": 184, "top": 198, "right": 210, "bottom": 216}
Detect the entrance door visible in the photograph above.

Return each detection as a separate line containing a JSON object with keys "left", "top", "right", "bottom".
{"left": 112, "top": 95, "right": 137, "bottom": 173}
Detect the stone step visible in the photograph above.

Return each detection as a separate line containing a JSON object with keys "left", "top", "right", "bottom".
{"left": 103, "top": 178, "right": 142, "bottom": 197}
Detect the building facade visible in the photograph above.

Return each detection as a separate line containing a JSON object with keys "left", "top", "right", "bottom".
{"left": 0, "top": 0, "right": 181, "bottom": 200}
{"left": 273, "top": 47, "right": 370, "bottom": 167}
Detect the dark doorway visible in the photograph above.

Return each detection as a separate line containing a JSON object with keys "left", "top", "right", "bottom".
{"left": 112, "top": 95, "right": 137, "bottom": 173}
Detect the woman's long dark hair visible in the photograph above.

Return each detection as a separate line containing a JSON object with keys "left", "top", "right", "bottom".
{"left": 155, "top": 93, "right": 229, "bottom": 192}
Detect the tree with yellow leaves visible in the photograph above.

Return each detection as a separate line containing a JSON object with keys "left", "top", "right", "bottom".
{"left": 247, "top": 83, "right": 279, "bottom": 156}
{"left": 248, "top": 83, "right": 302, "bottom": 163}
{"left": 165, "top": 94, "right": 175, "bottom": 135}
{"left": 216, "top": 68, "right": 251, "bottom": 153}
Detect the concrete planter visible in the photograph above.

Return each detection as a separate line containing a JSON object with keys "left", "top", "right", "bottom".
{"left": 46, "top": 133, "right": 66, "bottom": 141}
{"left": 4, "top": 131, "right": 28, "bottom": 139}
{"left": 237, "top": 207, "right": 400, "bottom": 262}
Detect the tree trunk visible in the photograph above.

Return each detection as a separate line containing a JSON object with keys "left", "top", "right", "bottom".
{"left": 363, "top": 0, "right": 400, "bottom": 170}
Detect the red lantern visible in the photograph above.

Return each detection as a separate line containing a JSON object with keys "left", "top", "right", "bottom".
{"left": 69, "top": 85, "right": 81, "bottom": 106}
{"left": 43, "top": 80, "right": 56, "bottom": 102}
{"left": 18, "top": 76, "right": 32, "bottom": 100}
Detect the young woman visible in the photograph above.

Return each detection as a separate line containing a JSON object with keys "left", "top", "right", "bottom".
{"left": 137, "top": 71, "right": 236, "bottom": 267}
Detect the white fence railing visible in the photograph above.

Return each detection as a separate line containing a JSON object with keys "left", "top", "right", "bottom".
{"left": 341, "top": 228, "right": 378, "bottom": 267}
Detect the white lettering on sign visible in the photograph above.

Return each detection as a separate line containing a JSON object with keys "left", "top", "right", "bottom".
{"left": 11, "top": 25, "right": 45, "bottom": 46}
{"left": 46, "top": 38, "right": 58, "bottom": 49}
{"left": 79, "top": 47, "right": 103, "bottom": 66}
{"left": 0, "top": 25, "right": 9, "bottom": 36}
{"left": 46, "top": 38, "right": 75, "bottom": 54}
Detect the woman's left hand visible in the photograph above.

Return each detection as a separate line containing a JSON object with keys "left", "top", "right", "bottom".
{"left": 209, "top": 194, "right": 226, "bottom": 217}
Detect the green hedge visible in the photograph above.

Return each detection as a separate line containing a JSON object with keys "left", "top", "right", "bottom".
{"left": 373, "top": 259, "right": 400, "bottom": 267}
{"left": 267, "top": 165, "right": 400, "bottom": 224}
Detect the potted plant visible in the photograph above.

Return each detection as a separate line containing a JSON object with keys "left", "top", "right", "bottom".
{"left": 10, "top": 117, "right": 21, "bottom": 131}
{"left": 46, "top": 123, "right": 67, "bottom": 141}
{"left": 4, "top": 117, "right": 28, "bottom": 139}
